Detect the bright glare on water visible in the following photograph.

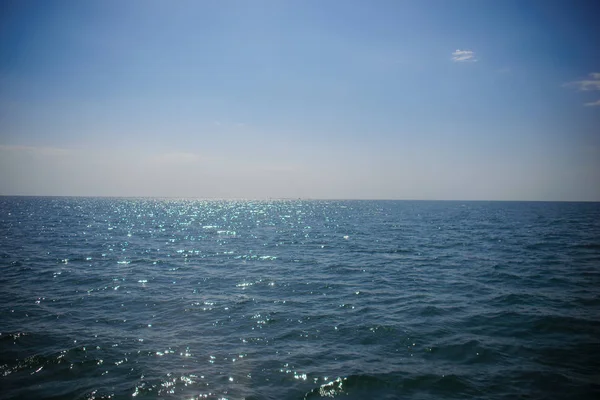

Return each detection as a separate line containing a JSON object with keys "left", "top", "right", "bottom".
{"left": 1, "top": 198, "right": 599, "bottom": 399}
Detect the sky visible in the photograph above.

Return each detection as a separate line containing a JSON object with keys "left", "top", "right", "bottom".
{"left": 1, "top": 0, "right": 599, "bottom": 200}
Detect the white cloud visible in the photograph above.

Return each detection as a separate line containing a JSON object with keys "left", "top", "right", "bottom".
{"left": 564, "top": 72, "right": 600, "bottom": 91}
{"left": 452, "top": 49, "right": 477, "bottom": 62}
{"left": 584, "top": 99, "right": 600, "bottom": 107}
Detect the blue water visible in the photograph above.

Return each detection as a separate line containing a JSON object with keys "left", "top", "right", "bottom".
{"left": 1, "top": 198, "right": 599, "bottom": 399}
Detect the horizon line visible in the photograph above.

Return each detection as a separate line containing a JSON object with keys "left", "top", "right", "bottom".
{"left": 0, "top": 195, "right": 599, "bottom": 203}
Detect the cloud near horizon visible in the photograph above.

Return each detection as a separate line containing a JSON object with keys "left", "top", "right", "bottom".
{"left": 0, "top": 144, "right": 71, "bottom": 157}
{"left": 452, "top": 49, "right": 477, "bottom": 62}
{"left": 152, "top": 152, "right": 204, "bottom": 165}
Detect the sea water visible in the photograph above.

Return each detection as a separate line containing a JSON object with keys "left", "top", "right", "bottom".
{"left": 1, "top": 198, "right": 599, "bottom": 399}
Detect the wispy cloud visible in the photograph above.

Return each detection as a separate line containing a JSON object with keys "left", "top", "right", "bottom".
{"left": 452, "top": 49, "right": 477, "bottom": 62}
{"left": 152, "top": 152, "right": 202, "bottom": 165}
{"left": 212, "top": 120, "right": 246, "bottom": 128}
{"left": 0, "top": 144, "right": 71, "bottom": 156}
{"left": 564, "top": 73, "right": 600, "bottom": 107}
{"left": 564, "top": 72, "right": 600, "bottom": 91}
{"left": 584, "top": 99, "right": 600, "bottom": 107}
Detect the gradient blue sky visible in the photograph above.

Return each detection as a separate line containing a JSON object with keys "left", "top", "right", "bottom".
{"left": 1, "top": 0, "right": 599, "bottom": 200}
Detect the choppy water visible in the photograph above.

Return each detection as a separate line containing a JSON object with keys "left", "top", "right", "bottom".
{"left": 1, "top": 197, "right": 599, "bottom": 399}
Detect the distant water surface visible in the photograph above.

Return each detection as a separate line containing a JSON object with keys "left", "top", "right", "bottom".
{"left": 1, "top": 198, "right": 599, "bottom": 399}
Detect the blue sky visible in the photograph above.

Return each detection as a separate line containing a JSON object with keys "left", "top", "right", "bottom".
{"left": 1, "top": 0, "right": 599, "bottom": 200}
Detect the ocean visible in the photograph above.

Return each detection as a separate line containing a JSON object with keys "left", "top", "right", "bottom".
{"left": 1, "top": 197, "right": 599, "bottom": 399}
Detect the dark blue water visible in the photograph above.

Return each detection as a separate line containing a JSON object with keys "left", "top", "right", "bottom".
{"left": 1, "top": 198, "right": 599, "bottom": 399}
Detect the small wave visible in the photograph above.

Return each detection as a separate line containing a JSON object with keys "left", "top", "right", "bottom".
{"left": 426, "top": 339, "right": 492, "bottom": 364}
{"left": 570, "top": 243, "right": 600, "bottom": 250}
{"left": 532, "top": 314, "right": 600, "bottom": 335}
{"left": 303, "top": 375, "right": 389, "bottom": 399}
{"left": 490, "top": 292, "right": 541, "bottom": 306}
{"left": 303, "top": 373, "right": 478, "bottom": 399}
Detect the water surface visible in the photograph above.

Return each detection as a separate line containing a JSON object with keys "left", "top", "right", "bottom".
{"left": 1, "top": 198, "right": 599, "bottom": 399}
